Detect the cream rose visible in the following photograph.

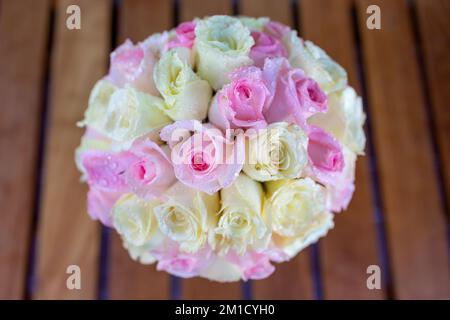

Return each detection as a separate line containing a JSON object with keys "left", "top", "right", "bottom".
{"left": 309, "top": 86, "right": 366, "bottom": 155}
{"left": 101, "top": 87, "right": 172, "bottom": 149}
{"left": 287, "top": 34, "right": 347, "bottom": 94}
{"left": 123, "top": 240, "right": 156, "bottom": 264}
{"left": 195, "top": 15, "right": 254, "bottom": 90}
{"left": 112, "top": 193, "right": 160, "bottom": 246}
{"left": 154, "top": 182, "right": 220, "bottom": 253}
{"left": 243, "top": 122, "right": 308, "bottom": 181}
{"left": 200, "top": 256, "right": 242, "bottom": 282}
{"left": 154, "top": 48, "right": 212, "bottom": 121}
{"left": 265, "top": 178, "right": 334, "bottom": 258}
{"left": 78, "top": 79, "right": 117, "bottom": 130}
{"left": 210, "top": 173, "right": 269, "bottom": 255}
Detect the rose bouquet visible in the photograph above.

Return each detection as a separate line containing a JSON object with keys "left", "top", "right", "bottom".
{"left": 76, "top": 16, "right": 366, "bottom": 282}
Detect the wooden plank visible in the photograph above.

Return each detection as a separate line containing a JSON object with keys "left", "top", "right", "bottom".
{"left": 34, "top": 0, "right": 111, "bottom": 299}
{"left": 240, "top": 0, "right": 313, "bottom": 299}
{"left": 108, "top": 0, "right": 172, "bottom": 300}
{"left": 179, "top": 0, "right": 242, "bottom": 300}
{"left": 300, "top": 0, "right": 385, "bottom": 299}
{"left": 416, "top": 0, "right": 450, "bottom": 219}
{"left": 180, "top": 0, "right": 232, "bottom": 22}
{"left": 240, "top": 0, "right": 292, "bottom": 26}
{"left": 356, "top": 0, "right": 450, "bottom": 299}
{"left": 0, "top": 0, "right": 50, "bottom": 299}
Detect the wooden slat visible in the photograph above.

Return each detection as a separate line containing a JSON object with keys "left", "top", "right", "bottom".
{"left": 240, "top": 0, "right": 292, "bottom": 26}
{"left": 0, "top": 0, "right": 50, "bottom": 299}
{"left": 179, "top": 0, "right": 241, "bottom": 300}
{"left": 356, "top": 0, "right": 450, "bottom": 299}
{"left": 301, "top": 0, "right": 385, "bottom": 299}
{"left": 416, "top": 0, "right": 450, "bottom": 218}
{"left": 240, "top": 0, "right": 314, "bottom": 299}
{"left": 180, "top": 0, "right": 232, "bottom": 22}
{"left": 108, "top": 0, "right": 171, "bottom": 299}
{"left": 34, "top": 0, "right": 111, "bottom": 299}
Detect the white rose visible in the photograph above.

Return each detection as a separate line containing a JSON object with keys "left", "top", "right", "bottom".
{"left": 122, "top": 239, "right": 162, "bottom": 265}
{"left": 101, "top": 87, "right": 172, "bottom": 149}
{"left": 199, "top": 256, "right": 242, "bottom": 282}
{"left": 210, "top": 173, "right": 270, "bottom": 255}
{"left": 195, "top": 15, "right": 254, "bottom": 90}
{"left": 154, "top": 182, "right": 220, "bottom": 253}
{"left": 154, "top": 48, "right": 212, "bottom": 121}
{"left": 287, "top": 34, "right": 347, "bottom": 94}
{"left": 309, "top": 86, "right": 366, "bottom": 155}
{"left": 265, "top": 178, "right": 334, "bottom": 258}
{"left": 78, "top": 79, "right": 117, "bottom": 129}
{"left": 243, "top": 122, "right": 308, "bottom": 181}
{"left": 112, "top": 193, "right": 160, "bottom": 246}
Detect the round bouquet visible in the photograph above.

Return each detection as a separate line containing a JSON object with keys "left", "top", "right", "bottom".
{"left": 76, "top": 16, "right": 366, "bottom": 282}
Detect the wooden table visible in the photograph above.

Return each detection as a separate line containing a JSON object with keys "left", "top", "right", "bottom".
{"left": 1, "top": 0, "right": 449, "bottom": 300}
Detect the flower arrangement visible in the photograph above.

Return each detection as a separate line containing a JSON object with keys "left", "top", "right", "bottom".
{"left": 76, "top": 16, "right": 366, "bottom": 282}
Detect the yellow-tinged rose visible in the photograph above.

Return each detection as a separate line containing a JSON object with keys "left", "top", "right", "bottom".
{"left": 210, "top": 173, "right": 270, "bottom": 255}
{"left": 243, "top": 122, "right": 308, "bottom": 181}
{"left": 154, "top": 48, "right": 212, "bottom": 121}
{"left": 273, "top": 212, "right": 333, "bottom": 258}
{"left": 154, "top": 182, "right": 220, "bottom": 253}
{"left": 101, "top": 87, "right": 172, "bottom": 149}
{"left": 200, "top": 256, "right": 242, "bottom": 282}
{"left": 112, "top": 193, "right": 160, "bottom": 246}
{"left": 195, "top": 15, "right": 254, "bottom": 90}
{"left": 309, "top": 86, "right": 366, "bottom": 155}
{"left": 122, "top": 239, "right": 163, "bottom": 265}
{"left": 265, "top": 178, "right": 334, "bottom": 258}
{"left": 78, "top": 79, "right": 117, "bottom": 129}
{"left": 286, "top": 34, "right": 347, "bottom": 94}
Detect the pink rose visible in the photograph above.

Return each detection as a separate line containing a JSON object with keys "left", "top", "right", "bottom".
{"left": 106, "top": 39, "right": 159, "bottom": 95}
{"left": 307, "top": 126, "right": 344, "bottom": 184}
{"left": 87, "top": 187, "right": 123, "bottom": 227}
{"left": 160, "top": 120, "right": 244, "bottom": 194}
{"left": 82, "top": 150, "right": 137, "bottom": 226}
{"left": 82, "top": 150, "right": 139, "bottom": 191}
{"left": 250, "top": 31, "right": 287, "bottom": 68}
{"left": 125, "top": 138, "right": 176, "bottom": 199}
{"left": 208, "top": 67, "right": 272, "bottom": 130}
{"left": 263, "top": 58, "right": 327, "bottom": 129}
{"left": 155, "top": 245, "right": 212, "bottom": 278}
{"left": 327, "top": 181, "right": 355, "bottom": 212}
{"left": 264, "top": 21, "right": 291, "bottom": 40}
{"left": 326, "top": 147, "right": 356, "bottom": 212}
{"left": 81, "top": 139, "right": 175, "bottom": 199}
{"left": 228, "top": 251, "right": 275, "bottom": 281}
{"left": 167, "top": 21, "right": 196, "bottom": 49}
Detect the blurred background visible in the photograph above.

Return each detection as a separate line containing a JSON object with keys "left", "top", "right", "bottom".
{"left": 0, "top": 0, "right": 449, "bottom": 300}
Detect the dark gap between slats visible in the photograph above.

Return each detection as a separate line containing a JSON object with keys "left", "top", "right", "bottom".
{"left": 233, "top": 0, "right": 251, "bottom": 300}
{"left": 294, "top": 0, "right": 324, "bottom": 300}
{"left": 24, "top": 5, "right": 55, "bottom": 300}
{"left": 408, "top": 0, "right": 450, "bottom": 257}
{"left": 170, "top": 0, "right": 182, "bottom": 301}
{"left": 232, "top": 0, "right": 239, "bottom": 16}
{"left": 350, "top": 4, "right": 394, "bottom": 300}
{"left": 98, "top": 0, "right": 121, "bottom": 301}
